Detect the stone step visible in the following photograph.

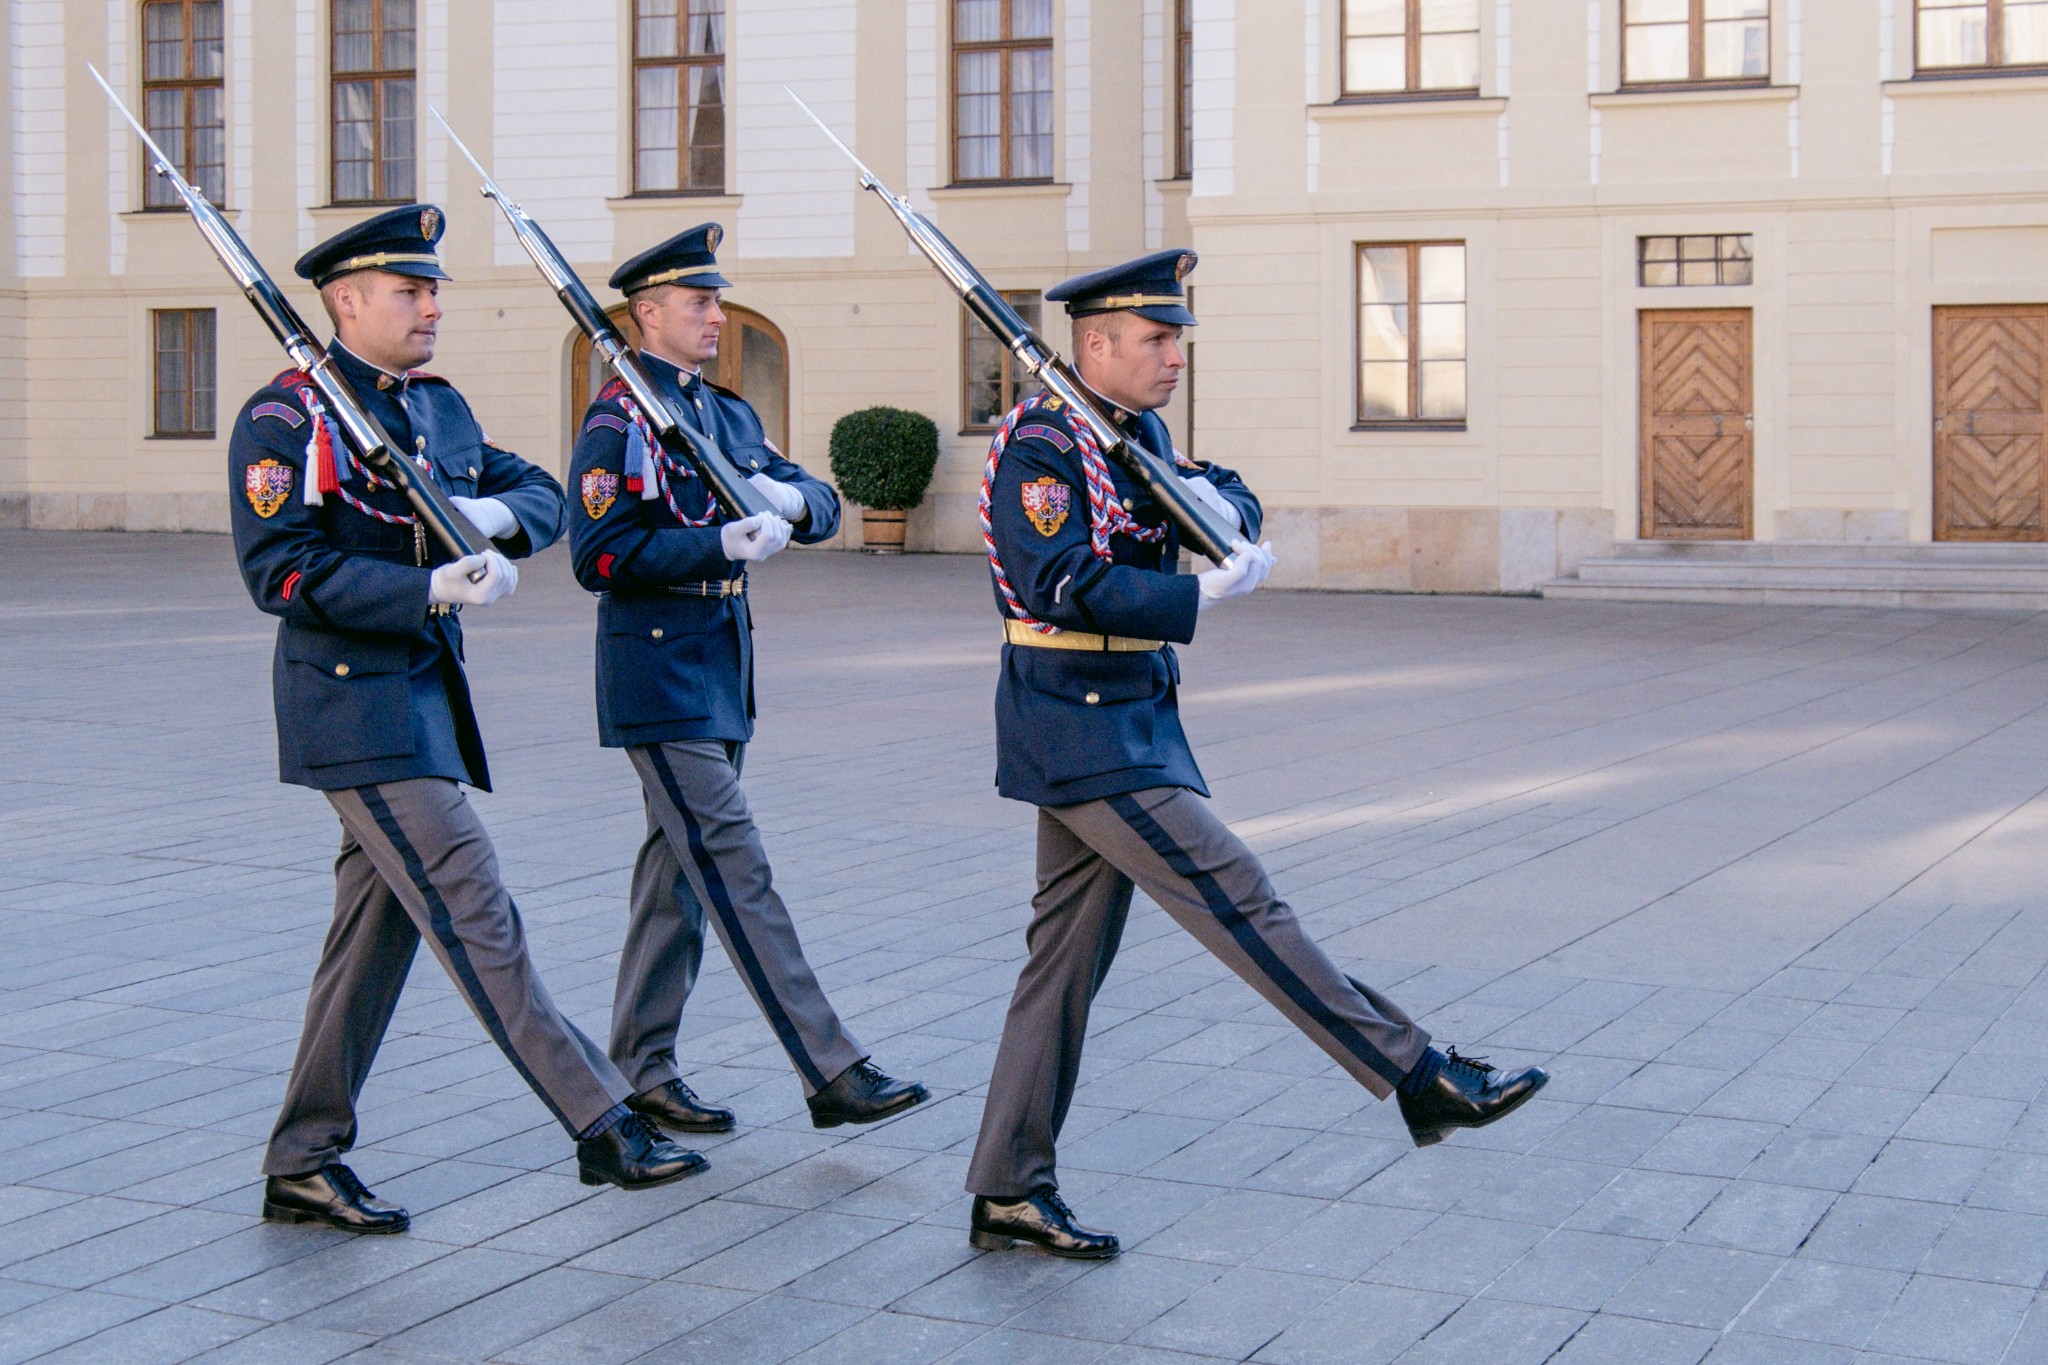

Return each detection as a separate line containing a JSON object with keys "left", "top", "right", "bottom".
{"left": 1543, "top": 543, "right": 2048, "bottom": 608}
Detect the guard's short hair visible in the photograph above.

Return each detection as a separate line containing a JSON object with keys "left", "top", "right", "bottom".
{"left": 1072, "top": 310, "right": 1136, "bottom": 350}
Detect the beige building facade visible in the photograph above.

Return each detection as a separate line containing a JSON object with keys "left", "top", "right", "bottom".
{"left": 5, "top": 2, "right": 2048, "bottom": 593}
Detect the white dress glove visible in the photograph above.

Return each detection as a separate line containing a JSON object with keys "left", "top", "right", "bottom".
{"left": 1196, "top": 541, "right": 1275, "bottom": 610}
{"left": 746, "top": 472, "right": 807, "bottom": 521}
{"left": 1180, "top": 472, "right": 1243, "bottom": 531}
{"left": 429, "top": 550, "right": 518, "bottom": 607}
{"left": 449, "top": 495, "right": 518, "bottom": 540}
{"left": 720, "top": 512, "right": 793, "bottom": 562}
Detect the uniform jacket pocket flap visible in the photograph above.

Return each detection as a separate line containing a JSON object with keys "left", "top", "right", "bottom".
{"left": 281, "top": 629, "right": 408, "bottom": 676}
{"left": 1022, "top": 651, "right": 1158, "bottom": 706}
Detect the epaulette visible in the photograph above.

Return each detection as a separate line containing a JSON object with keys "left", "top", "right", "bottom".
{"left": 595, "top": 376, "right": 632, "bottom": 405}
{"left": 270, "top": 368, "right": 312, "bottom": 390}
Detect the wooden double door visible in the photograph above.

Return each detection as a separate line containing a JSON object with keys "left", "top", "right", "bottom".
{"left": 1639, "top": 309, "right": 1754, "bottom": 540}
{"left": 1933, "top": 305, "right": 2048, "bottom": 542}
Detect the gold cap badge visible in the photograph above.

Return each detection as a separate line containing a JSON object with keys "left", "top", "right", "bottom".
{"left": 420, "top": 207, "right": 441, "bottom": 239}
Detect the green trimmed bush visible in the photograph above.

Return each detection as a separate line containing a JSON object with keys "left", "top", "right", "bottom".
{"left": 828, "top": 406, "right": 940, "bottom": 512}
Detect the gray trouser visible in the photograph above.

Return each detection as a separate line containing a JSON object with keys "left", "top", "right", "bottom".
{"left": 264, "top": 779, "right": 632, "bottom": 1176}
{"left": 966, "top": 786, "right": 1431, "bottom": 1198}
{"left": 611, "top": 741, "right": 865, "bottom": 1098}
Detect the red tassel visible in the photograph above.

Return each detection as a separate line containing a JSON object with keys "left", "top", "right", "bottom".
{"left": 315, "top": 418, "right": 339, "bottom": 495}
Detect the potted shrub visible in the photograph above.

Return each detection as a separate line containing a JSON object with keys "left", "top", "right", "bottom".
{"left": 828, "top": 405, "right": 940, "bottom": 554}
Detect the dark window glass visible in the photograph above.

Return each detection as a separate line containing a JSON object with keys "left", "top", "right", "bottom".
{"left": 153, "top": 308, "right": 217, "bottom": 438}
{"left": 964, "top": 291, "right": 1044, "bottom": 429}
{"left": 953, "top": 0, "right": 1054, "bottom": 182}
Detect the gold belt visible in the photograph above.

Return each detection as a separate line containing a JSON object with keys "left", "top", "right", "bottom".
{"left": 1003, "top": 619, "right": 1162, "bottom": 652}
{"left": 665, "top": 577, "right": 747, "bottom": 598}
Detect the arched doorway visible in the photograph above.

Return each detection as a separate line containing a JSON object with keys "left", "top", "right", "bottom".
{"left": 570, "top": 302, "right": 790, "bottom": 450}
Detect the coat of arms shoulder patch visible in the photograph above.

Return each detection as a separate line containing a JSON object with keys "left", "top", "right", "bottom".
{"left": 244, "top": 458, "right": 294, "bottom": 518}
{"left": 582, "top": 469, "right": 620, "bottom": 520}
{"left": 1021, "top": 475, "right": 1072, "bottom": 537}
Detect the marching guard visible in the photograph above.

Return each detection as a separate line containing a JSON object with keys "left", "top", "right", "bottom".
{"left": 568, "top": 226, "right": 927, "bottom": 1136}
{"left": 965, "top": 251, "right": 1551, "bottom": 1258}
{"left": 232, "top": 207, "right": 700, "bottom": 1233}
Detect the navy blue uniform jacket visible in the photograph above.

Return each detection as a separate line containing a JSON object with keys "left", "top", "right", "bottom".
{"left": 228, "top": 343, "right": 566, "bottom": 792}
{"left": 567, "top": 352, "right": 840, "bottom": 748}
{"left": 987, "top": 398, "right": 1261, "bottom": 807}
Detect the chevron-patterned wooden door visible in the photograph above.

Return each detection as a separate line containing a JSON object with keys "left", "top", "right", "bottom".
{"left": 1933, "top": 306, "right": 2048, "bottom": 542}
{"left": 1639, "top": 309, "right": 1753, "bottom": 540}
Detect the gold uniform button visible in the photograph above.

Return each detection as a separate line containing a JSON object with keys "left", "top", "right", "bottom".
{"left": 1084, "top": 691, "right": 1101, "bottom": 705}
{"left": 750, "top": 460, "right": 760, "bottom": 469}
{"left": 651, "top": 628, "right": 665, "bottom": 639}
{"left": 334, "top": 663, "right": 351, "bottom": 677}
{"left": 1122, "top": 498, "right": 1134, "bottom": 510}
{"left": 468, "top": 466, "right": 478, "bottom": 478}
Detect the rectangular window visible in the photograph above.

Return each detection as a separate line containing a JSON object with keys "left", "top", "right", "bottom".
{"left": 953, "top": 0, "right": 1054, "bottom": 182}
{"left": 1623, "top": 0, "right": 1770, "bottom": 85}
{"left": 1918, "top": 0, "right": 2048, "bottom": 72}
{"left": 153, "top": 308, "right": 217, "bottom": 438}
{"left": 964, "top": 291, "right": 1043, "bottom": 429}
{"left": 1639, "top": 234, "right": 1754, "bottom": 286}
{"left": 1341, "top": 0, "right": 1480, "bottom": 97}
{"left": 330, "top": 0, "right": 415, "bottom": 203}
{"left": 1356, "top": 242, "right": 1466, "bottom": 425}
{"left": 1174, "top": 0, "right": 1193, "bottom": 178}
{"left": 142, "top": 1, "right": 225, "bottom": 207}
{"left": 633, "top": 0, "right": 726, "bottom": 193}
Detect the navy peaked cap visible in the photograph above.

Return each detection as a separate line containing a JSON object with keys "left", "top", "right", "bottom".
{"left": 611, "top": 223, "right": 732, "bottom": 294}
{"left": 295, "top": 204, "right": 451, "bottom": 288}
{"left": 1045, "top": 249, "right": 1198, "bottom": 326}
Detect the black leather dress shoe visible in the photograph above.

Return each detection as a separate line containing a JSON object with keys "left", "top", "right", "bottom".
{"left": 262, "top": 1163, "right": 409, "bottom": 1234}
{"left": 1398, "top": 1048, "right": 1550, "bottom": 1147}
{"left": 576, "top": 1114, "right": 708, "bottom": 1190}
{"left": 970, "top": 1190, "right": 1119, "bottom": 1259}
{"left": 806, "top": 1060, "right": 929, "bottom": 1129}
{"left": 628, "top": 1079, "right": 736, "bottom": 1134}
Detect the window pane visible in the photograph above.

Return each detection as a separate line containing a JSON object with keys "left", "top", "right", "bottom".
{"left": 1418, "top": 245, "right": 1464, "bottom": 303}
{"left": 1679, "top": 259, "right": 1717, "bottom": 286}
{"left": 1359, "top": 361, "right": 1409, "bottom": 419}
{"left": 155, "top": 312, "right": 187, "bottom": 434}
{"left": 194, "top": 2, "right": 224, "bottom": 77}
{"left": 636, "top": 65, "right": 679, "bottom": 190}
{"left": 333, "top": 0, "right": 374, "bottom": 71}
{"left": 1703, "top": 18, "right": 1769, "bottom": 78}
{"left": 1344, "top": 35, "right": 1405, "bottom": 91}
{"left": 1359, "top": 246, "right": 1409, "bottom": 305}
{"left": 2007, "top": 1, "right": 2048, "bottom": 64}
{"left": 956, "top": 50, "right": 1001, "bottom": 178}
{"left": 1419, "top": 361, "right": 1465, "bottom": 418}
{"left": 637, "top": 0, "right": 679, "bottom": 58}
{"left": 1010, "top": 46, "right": 1054, "bottom": 179}
{"left": 1418, "top": 33, "right": 1479, "bottom": 89}
{"left": 1420, "top": 0, "right": 1480, "bottom": 32}
{"left": 1012, "top": 0, "right": 1053, "bottom": 40}
{"left": 1625, "top": 0, "right": 1688, "bottom": 20}
{"left": 955, "top": 0, "right": 1000, "bottom": 43}
{"left": 143, "top": 2, "right": 183, "bottom": 81}
{"left": 1344, "top": 0, "right": 1405, "bottom": 37}
{"left": 190, "top": 310, "right": 217, "bottom": 434}
{"left": 1624, "top": 22, "right": 1689, "bottom": 80}
{"left": 194, "top": 85, "right": 225, "bottom": 203}
{"left": 1704, "top": 0, "right": 1768, "bottom": 16}
{"left": 1418, "top": 302, "right": 1465, "bottom": 359}
{"left": 381, "top": 78, "right": 415, "bottom": 199}
{"left": 1641, "top": 236, "right": 1677, "bottom": 261}
{"left": 1642, "top": 260, "right": 1678, "bottom": 286}
{"left": 686, "top": 0, "right": 723, "bottom": 56}
{"left": 685, "top": 63, "right": 725, "bottom": 188}
{"left": 1918, "top": 7, "right": 1987, "bottom": 67}
{"left": 383, "top": 0, "right": 416, "bottom": 69}
{"left": 1360, "top": 304, "right": 1409, "bottom": 362}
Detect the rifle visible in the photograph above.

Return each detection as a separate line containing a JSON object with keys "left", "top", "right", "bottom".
{"left": 88, "top": 64, "right": 489, "bottom": 571}
{"left": 785, "top": 88, "right": 1244, "bottom": 565}
{"left": 428, "top": 106, "right": 774, "bottom": 524}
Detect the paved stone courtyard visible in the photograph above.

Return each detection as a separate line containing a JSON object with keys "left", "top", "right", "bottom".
{"left": 7, "top": 530, "right": 2048, "bottom": 1363}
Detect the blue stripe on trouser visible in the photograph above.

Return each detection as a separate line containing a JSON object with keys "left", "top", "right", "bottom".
{"left": 645, "top": 745, "right": 830, "bottom": 1092}
{"left": 359, "top": 785, "right": 573, "bottom": 1129}
{"left": 1105, "top": 792, "right": 1407, "bottom": 1088}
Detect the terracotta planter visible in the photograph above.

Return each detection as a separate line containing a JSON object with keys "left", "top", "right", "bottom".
{"left": 861, "top": 508, "right": 908, "bottom": 554}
